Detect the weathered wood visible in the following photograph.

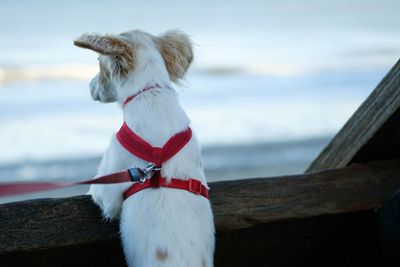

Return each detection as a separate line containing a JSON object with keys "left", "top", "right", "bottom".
{"left": 0, "top": 196, "right": 120, "bottom": 254}
{"left": 211, "top": 158, "right": 400, "bottom": 230}
{"left": 0, "top": 158, "right": 399, "bottom": 266}
{"left": 307, "top": 59, "right": 400, "bottom": 172}
{"left": 215, "top": 210, "right": 381, "bottom": 267}
{"left": 1, "top": 211, "right": 382, "bottom": 267}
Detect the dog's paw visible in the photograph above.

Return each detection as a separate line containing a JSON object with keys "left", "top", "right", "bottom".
{"left": 89, "top": 185, "right": 123, "bottom": 221}
{"left": 100, "top": 199, "right": 122, "bottom": 221}
{"left": 94, "top": 196, "right": 123, "bottom": 221}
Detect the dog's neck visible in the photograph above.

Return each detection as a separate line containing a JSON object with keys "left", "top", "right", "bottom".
{"left": 116, "top": 49, "right": 171, "bottom": 104}
{"left": 122, "top": 83, "right": 164, "bottom": 106}
{"left": 116, "top": 50, "right": 191, "bottom": 147}
{"left": 120, "top": 65, "right": 190, "bottom": 148}
{"left": 122, "top": 87, "right": 190, "bottom": 148}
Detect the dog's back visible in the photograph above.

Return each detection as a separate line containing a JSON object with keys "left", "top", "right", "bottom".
{"left": 122, "top": 184, "right": 214, "bottom": 267}
{"left": 119, "top": 88, "right": 215, "bottom": 267}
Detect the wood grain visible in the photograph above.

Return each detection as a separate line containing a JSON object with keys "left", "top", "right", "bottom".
{"left": 1, "top": 158, "right": 399, "bottom": 257}
{"left": 307, "top": 59, "right": 400, "bottom": 172}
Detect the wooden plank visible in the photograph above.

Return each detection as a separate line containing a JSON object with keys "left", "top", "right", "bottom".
{"left": 214, "top": 210, "right": 381, "bottom": 267}
{"left": 307, "top": 59, "right": 400, "bottom": 172}
{"left": 1, "top": 211, "right": 381, "bottom": 267}
{"left": 1, "top": 158, "right": 399, "bottom": 258}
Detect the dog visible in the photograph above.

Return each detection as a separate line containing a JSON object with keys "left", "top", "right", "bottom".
{"left": 74, "top": 29, "right": 215, "bottom": 267}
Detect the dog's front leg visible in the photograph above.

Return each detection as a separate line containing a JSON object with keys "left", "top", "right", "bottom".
{"left": 88, "top": 138, "right": 132, "bottom": 220}
{"left": 89, "top": 183, "right": 127, "bottom": 220}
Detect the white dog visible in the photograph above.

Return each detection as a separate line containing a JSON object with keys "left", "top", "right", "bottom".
{"left": 74, "top": 30, "right": 215, "bottom": 267}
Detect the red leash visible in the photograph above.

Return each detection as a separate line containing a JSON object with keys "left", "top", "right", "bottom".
{"left": 0, "top": 169, "right": 208, "bottom": 199}
{"left": 0, "top": 170, "right": 133, "bottom": 197}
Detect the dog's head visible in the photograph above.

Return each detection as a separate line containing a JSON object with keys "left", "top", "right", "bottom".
{"left": 74, "top": 30, "right": 193, "bottom": 103}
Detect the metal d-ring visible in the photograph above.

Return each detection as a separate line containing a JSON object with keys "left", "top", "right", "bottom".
{"left": 128, "top": 163, "right": 161, "bottom": 183}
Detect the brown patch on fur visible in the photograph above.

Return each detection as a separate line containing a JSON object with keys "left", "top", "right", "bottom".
{"left": 157, "top": 30, "right": 193, "bottom": 82}
{"left": 155, "top": 248, "right": 168, "bottom": 261}
{"left": 74, "top": 33, "right": 135, "bottom": 76}
{"left": 99, "top": 61, "right": 110, "bottom": 84}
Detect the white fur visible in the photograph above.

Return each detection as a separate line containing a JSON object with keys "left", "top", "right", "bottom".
{"left": 86, "top": 31, "right": 215, "bottom": 267}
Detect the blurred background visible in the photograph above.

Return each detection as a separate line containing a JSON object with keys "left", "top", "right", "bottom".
{"left": 1, "top": 0, "right": 399, "bottom": 203}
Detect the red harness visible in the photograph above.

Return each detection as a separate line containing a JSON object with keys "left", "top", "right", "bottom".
{"left": 118, "top": 87, "right": 208, "bottom": 200}
{"left": 116, "top": 123, "right": 193, "bottom": 168}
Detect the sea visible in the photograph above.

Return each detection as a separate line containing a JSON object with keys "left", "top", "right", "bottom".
{"left": 0, "top": 0, "right": 399, "bottom": 202}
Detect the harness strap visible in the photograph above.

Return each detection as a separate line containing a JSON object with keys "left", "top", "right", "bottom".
{"left": 116, "top": 123, "right": 192, "bottom": 167}
{"left": 123, "top": 172, "right": 208, "bottom": 199}
{"left": 123, "top": 84, "right": 162, "bottom": 106}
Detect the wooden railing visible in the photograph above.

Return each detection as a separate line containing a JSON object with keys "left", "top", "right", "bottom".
{"left": 307, "top": 59, "right": 400, "bottom": 172}
{"left": 1, "top": 159, "right": 399, "bottom": 266}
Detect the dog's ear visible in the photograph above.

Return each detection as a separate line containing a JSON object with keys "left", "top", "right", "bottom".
{"left": 158, "top": 30, "right": 193, "bottom": 82}
{"left": 74, "top": 33, "right": 134, "bottom": 74}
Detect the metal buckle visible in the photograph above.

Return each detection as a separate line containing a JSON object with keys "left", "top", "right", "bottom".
{"left": 128, "top": 163, "right": 160, "bottom": 183}
{"left": 188, "top": 178, "right": 202, "bottom": 195}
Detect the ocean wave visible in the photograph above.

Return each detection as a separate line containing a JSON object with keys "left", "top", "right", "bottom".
{"left": 198, "top": 64, "right": 312, "bottom": 76}
{"left": 0, "top": 64, "right": 98, "bottom": 83}
{"left": 0, "top": 63, "right": 305, "bottom": 83}
{"left": 0, "top": 63, "right": 350, "bottom": 84}
{"left": 0, "top": 59, "right": 396, "bottom": 84}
